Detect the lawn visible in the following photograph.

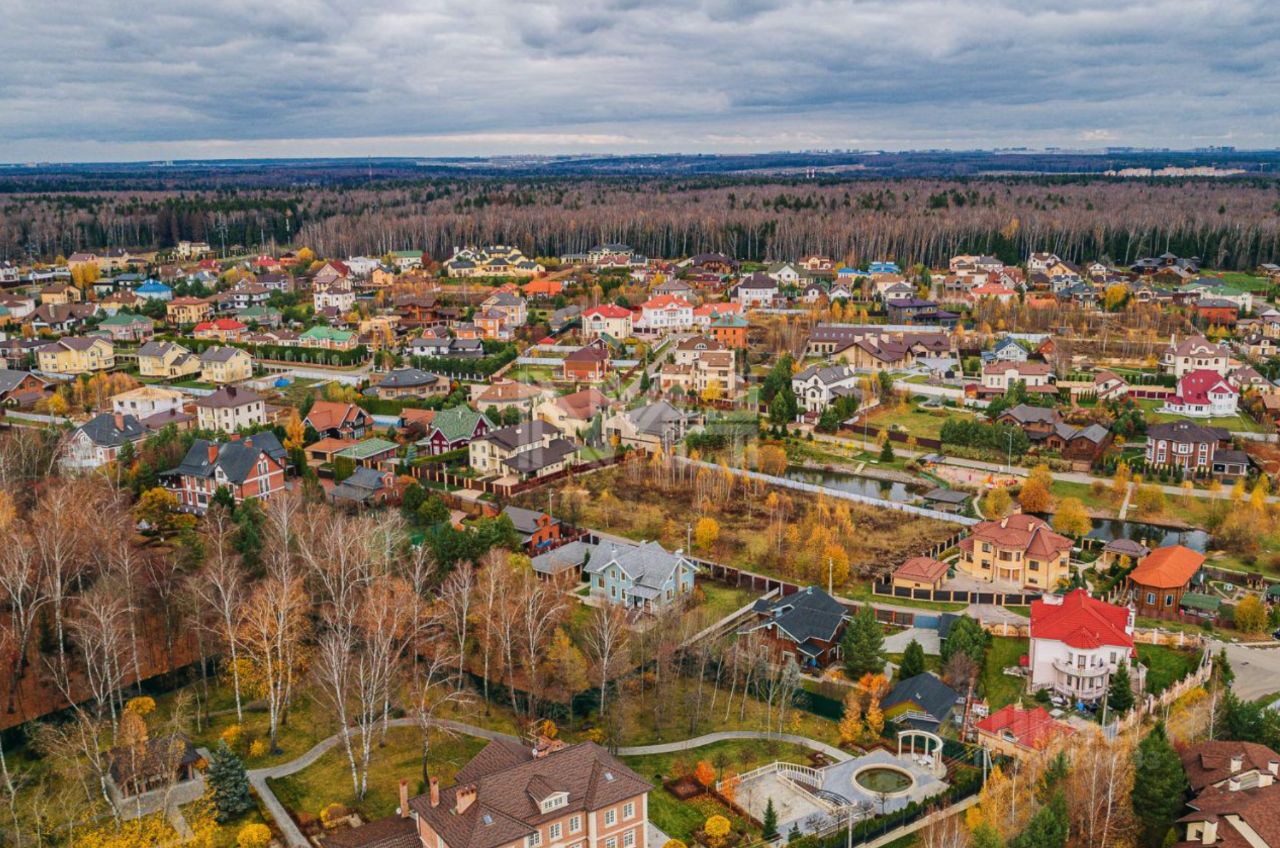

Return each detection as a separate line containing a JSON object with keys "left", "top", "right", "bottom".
{"left": 274, "top": 376, "right": 325, "bottom": 408}
{"left": 1135, "top": 398, "right": 1265, "bottom": 433}
{"left": 268, "top": 726, "right": 489, "bottom": 824}
{"left": 696, "top": 582, "right": 761, "bottom": 622}
{"left": 622, "top": 739, "right": 818, "bottom": 842}
{"left": 866, "top": 401, "right": 962, "bottom": 442}
{"left": 1137, "top": 644, "right": 1200, "bottom": 696}
{"left": 981, "top": 637, "right": 1030, "bottom": 709}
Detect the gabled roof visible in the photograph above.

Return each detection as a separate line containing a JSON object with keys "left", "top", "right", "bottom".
{"left": 196, "top": 385, "right": 263, "bottom": 408}
{"left": 427, "top": 406, "right": 490, "bottom": 442}
{"left": 1180, "top": 740, "right": 1280, "bottom": 792}
{"left": 584, "top": 539, "right": 692, "bottom": 592}
{"left": 961, "top": 514, "right": 1071, "bottom": 560}
{"left": 74, "top": 412, "right": 146, "bottom": 447}
{"left": 742, "top": 586, "right": 848, "bottom": 646}
{"left": 894, "top": 557, "right": 948, "bottom": 584}
{"left": 1147, "top": 419, "right": 1229, "bottom": 444}
{"left": 169, "top": 433, "right": 286, "bottom": 484}
{"left": 305, "top": 400, "right": 370, "bottom": 432}
{"left": 976, "top": 705, "right": 1074, "bottom": 750}
{"left": 1030, "top": 589, "right": 1132, "bottom": 650}
{"left": 882, "top": 672, "right": 960, "bottom": 724}
{"left": 482, "top": 420, "right": 560, "bottom": 451}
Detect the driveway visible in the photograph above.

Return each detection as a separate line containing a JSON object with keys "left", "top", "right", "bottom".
{"left": 884, "top": 627, "right": 940, "bottom": 656}
{"left": 1209, "top": 640, "right": 1280, "bottom": 701}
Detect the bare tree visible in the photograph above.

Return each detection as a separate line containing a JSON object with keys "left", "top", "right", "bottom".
{"left": 470, "top": 552, "right": 509, "bottom": 709}
{"left": 514, "top": 570, "right": 568, "bottom": 719}
{"left": 32, "top": 483, "right": 92, "bottom": 680}
{"left": 65, "top": 584, "right": 130, "bottom": 731}
{"left": 0, "top": 533, "right": 46, "bottom": 716}
{"left": 237, "top": 575, "right": 309, "bottom": 751}
{"left": 581, "top": 604, "right": 629, "bottom": 719}
{"left": 438, "top": 562, "right": 475, "bottom": 688}
{"left": 191, "top": 507, "right": 248, "bottom": 721}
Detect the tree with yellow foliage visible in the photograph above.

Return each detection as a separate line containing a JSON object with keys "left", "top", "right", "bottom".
{"left": 694, "top": 516, "right": 720, "bottom": 552}
{"left": 703, "top": 815, "right": 731, "bottom": 847}
{"left": 237, "top": 822, "right": 272, "bottom": 848}
{"left": 838, "top": 689, "right": 863, "bottom": 746}
{"left": 982, "top": 487, "right": 1012, "bottom": 519}
{"left": 1052, "top": 497, "right": 1092, "bottom": 537}
{"left": 1234, "top": 595, "right": 1268, "bottom": 634}
{"left": 701, "top": 379, "right": 723, "bottom": 403}
{"left": 283, "top": 409, "right": 306, "bottom": 450}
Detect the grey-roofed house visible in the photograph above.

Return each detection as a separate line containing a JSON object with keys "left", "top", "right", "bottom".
{"left": 469, "top": 421, "right": 579, "bottom": 481}
{"left": 791, "top": 363, "right": 861, "bottom": 414}
{"left": 602, "top": 400, "right": 690, "bottom": 451}
{"left": 329, "top": 466, "right": 396, "bottom": 508}
{"left": 500, "top": 505, "right": 562, "bottom": 551}
{"left": 372, "top": 367, "right": 449, "bottom": 400}
{"left": 531, "top": 540, "right": 592, "bottom": 580}
{"left": 584, "top": 539, "right": 697, "bottom": 613}
{"left": 922, "top": 487, "right": 969, "bottom": 513}
{"left": 163, "top": 432, "right": 287, "bottom": 514}
{"left": 62, "top": 412, "right": 148, "bottom": 470}
{"left": 881, "top": 672, "right": 961, "bottom": 731}
{"left": 738, "top": 586, "right": 850, "bottom": 668}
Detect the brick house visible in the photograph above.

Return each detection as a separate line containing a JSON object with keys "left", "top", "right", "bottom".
{"left": 562, "top": 344, "right": 611, "bottom": 382}
{"left": 737, "top": 586, "right": 849, "bottom": 668}
{"left": 957, "top": 514, "right": 1072, "bottom": 591}
{"left": 304, "top": 400, "right": 372, "bottom": 441}
{"left": 163, "top": 433, "right": 287, "bottom": 514}
{"left": 501, "top": 505, "right": 562, "bottom": 552}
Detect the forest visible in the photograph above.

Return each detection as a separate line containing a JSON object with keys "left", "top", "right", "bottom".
{"left": 3, "top": 172, "right": 1280, "bottom": 271}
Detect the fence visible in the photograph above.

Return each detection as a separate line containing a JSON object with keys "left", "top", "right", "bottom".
{"left": 409, "top": 450, "right": 636, "bottom": 498}
{"left": 1104, "top": 648, "right": 1213, "bottom": 737}
{"left": 873, "top": 581, "right": 1041, "bottom": 607}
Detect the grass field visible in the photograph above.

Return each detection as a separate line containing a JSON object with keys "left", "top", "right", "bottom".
{"left": 866, "top": 402, "right": 961, "bottom": 441}
{"left": 982, "top": 637, "right": 1030, "bottom": 709}
{"left": 1135, "top": 398, "right": 1265, "bottom": 433}
{"left": 1137, "top": 644, "right": 1201, "bottom": 696}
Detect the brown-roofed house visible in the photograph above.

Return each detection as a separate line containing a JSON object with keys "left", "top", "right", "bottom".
{"left": 1128, "top": 545, "right": 1205, "bottom": 619}
{"left": 957, "top": 514, "right": 1072, "bottom": 591}
{"left": 892, "top": 556, "right": 949, "bottom": 591}
{"left": 304, "top": 400, "right": 373, "bottom": 441}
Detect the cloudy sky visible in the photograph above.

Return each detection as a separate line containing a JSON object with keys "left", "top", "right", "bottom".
{"left": 2, "top": 0, "right": 1277, "bottom": 162}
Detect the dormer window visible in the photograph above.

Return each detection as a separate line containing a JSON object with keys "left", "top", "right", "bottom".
{"left": 541, "top": 792, "right": 569, "bottom": 813}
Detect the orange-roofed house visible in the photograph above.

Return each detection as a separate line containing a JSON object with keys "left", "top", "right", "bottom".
{"left": 304, "top": 437, "right": 351, "bottom": 466}
{"left": 892, "top": 556, "right": 949, "bottom": 591}
{"left": 303, "top": 400, "right": 373, "bottom": 441}
{"left": 976, "top": 705, "right": 1075, "bottom": 759}
{"left": 192, "top": 318, "right": 247, "bottom": 342}
{"left": 1126, "top": 544, "right": 1205, "bottom": 618}
{"left": 1028, "top": 589, "right": 1142, "bottom": 702}
{"left": 957, "top": 514, "right": 1073, "bottom": 590}
{"left": 520, "top": 278, "right": 563, "bottom": 299}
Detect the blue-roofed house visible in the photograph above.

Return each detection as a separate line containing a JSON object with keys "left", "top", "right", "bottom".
{"left": 584, "top": 539, "right": 697, "bottom": 613}
{"left": 869, "top": 261, "right": 901, "bottom": 275}
{"left": 135, "top": 280, "right": 174, "bottom": 302}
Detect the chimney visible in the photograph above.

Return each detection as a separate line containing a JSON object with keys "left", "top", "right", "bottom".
{"left": 243, "top": 436, "right": 253, "bottom": 449}
{"left": 1230, "top": 754, "right": 1243, "bottom": 774}
{"left": 429, "top": 776, "right": 440, "bottom": 808}
{"left": 207, "top": 444, "right": 219, "bottom": 464}
{"left": 1228, "top": 776, "right": 1241, "bottom": 792}
{"left": 113, "top": 413, "right": 125, "bottom": 431}
{"left": 1269, "top": 761, "right": 1279, "bottom": 776}
{"left": 455, "top": 784, "right": 477, "bottom": 815}
{"left": 1200, "top": 821, "right": 1217, "bottom": 845}
{"left": 399, "top": 778, "right": 410, "bottom": 818}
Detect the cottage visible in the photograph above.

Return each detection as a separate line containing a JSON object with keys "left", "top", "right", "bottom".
{"left": 791, "top": 364, "right": 862, "bottom": 414}
{"left": 329, "top": 466, "right": 397, "bottom": 508}
{"left": 36, "top": 337, "right": 114, "bottom": 374}
{"left": 164, "top": 433, "right": 287, "bottom": 514}
{"left": 602, "top": 400, "right": 689, "bottom": 451}
{"left": 738, "top": 586, "right": 849, "bottom": 667}
{"left": 957, "top": 514, "right": 1072, "bottom": 590}
{"left": 584, "top": 539, "right": 696, "bottom": 613}
{"left": 137, "top": 341, "right": 201, "bottom": 379}
{"left": 199, "top": 346, "right": 253, "bottom": 384}
{"left": 372, "top": 368, "right": 448, "bottom": 400}
{"left": 469, "top": 420, "right": 578, "bottom": 481}
{"left": 892, "top": 557, "right": 949, "bottom": 591}
{"left": 500, "top": 505, "right": 562, "bottom": 551}
{"left": 304, "top": 400, "right": 372, "bottom": 441}
{"left": 1127, "top": 545, "right": 1205, "bottom": 619}
{"left": 881, "top": 673, "right": 961, "bottom": 731}
{"left": 1162, "top": 370, "right": 1239, "bottom": 418}
{"left": 62, "top": 413, "right": 148, "bottom": 470}
{"left": 976, "top": 705, "right": 1074, "bottom": 759}
{"left": 1028, "top": 590, "right": 1141, "bottom": 702}
{"left": 195, "top": 385, "right": 267, "bottom": 433}
{"left": 418, "top": 407, "right": 492, "bottom": 455}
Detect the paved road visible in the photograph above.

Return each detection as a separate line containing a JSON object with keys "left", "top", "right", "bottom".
{"left": 1208, "top": 639, "right": 1280, "bottom": 701}
{"left": 616, "top": 730, "right": 850, "bottom": 762}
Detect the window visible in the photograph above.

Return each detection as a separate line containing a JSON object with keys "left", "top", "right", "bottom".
{"left": 1146, "top": 593, "right": 1155, "bottom": 605}
{"left": 569, "top": 816, "right": 581, "bottom": 834}
{"left": 623, "top": 803, "right": 635, "bottom": 821}
{"left": 623, "top": 831, "right": 635, "bottom": 848}
{"left": 1165, "top": 594, "right": 1174, "bottom": 606}
{"left": 550, "top": 824, "right": 562, "bottom": 840}
{"left": 605, "top": 809, "right": 617, "bottom": 827}
{"left": 606, "top": 839, "right": 616, "bottom": 848}
{"left": 528, "top": 833, "right": 542, "bottom": 848}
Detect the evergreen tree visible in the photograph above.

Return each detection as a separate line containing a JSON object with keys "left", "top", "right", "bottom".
{"left": 1009, "top": 791, "right": 1069, "bottom": 848}
{"left": 879, "top": 439, "right": 895, "bottom": 462}
{"left": 940, "top": 615, "right": 988, "bottom": 666}
{"left": 206, "top": 740, "right": 254, "bottom": 822}
{"left": 1107, "top": 662, "right": 1135, "bottom": 716}
{"left": 1132, "top": 723, "right": 1189, "bottom": 848}
{"left": 762, "top": 798, "right": 778, "bottom": 840}
{"left": 971, "top": 822, "right": 1005, "bottom": 848}
{"left": 842, "top": 605, "right": 885, "bottom": 678}
{"left": 786, "top": 823, "right": 802, "bottom": 845}
{"left": 899, "top": 638, "right": 926, "bottom": 680}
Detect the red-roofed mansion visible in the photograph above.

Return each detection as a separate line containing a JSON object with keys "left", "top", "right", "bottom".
{"left": 1028, "top": 590, "right": 1144, "bottom": 702}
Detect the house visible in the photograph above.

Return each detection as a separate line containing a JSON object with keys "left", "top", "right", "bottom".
{"left": 111, "top": 385, "right": 185, "bottom": 419}
{"left": 1027, "top": 253, "right": 1061, "bottom": 274}
{"left": 27, "top": 302, "right": 98, "bottom": 334}
{"left": 976, "top": 705, "right": 1074, "bottom": 759}
{"left": 1162, "top": 335, "right": 1232, "bottom": 378}
{"left": 1042, "top": 422, "right": 1113, "bottom": 465}
{"left": 164, "top": 433, "right": 287, "bottom": 514}
{"left": 1028, "top": 589, "right": 1141, "bottom": 702}
{"left": 602, "top": 400, "right": 689, "bottom": 451}
{"left": 372, "top": 368, "right": 449, "bottom": 400}
{"left": 735, "top": 273, "right": 779, "bottom": 307}
{"left": 767, "top": 262, "right": 802, "bottom": 285}
{"left": 500, "top": 505, "right": 561, "bottom": 551}
{"left": 986, "top": 337, "right": 1028, "bottom": 363}
{"left": 385, "top": 740, "right": 649, "bottom": 848}
{"left": 673, "top": 336, "right": 726, "bottom": 365}
{"left": 537, "top": 388, "right": 612, "bottom": 438}
{"left": 39, "top": 283, "right": 81, "bottom": 305}
{"left": 584, "top": 539, "right": 697, "bottom": 613}
{"left": 1193, "top": 297, "right": 1240, "bottom": 327}
{"left": 980, "top": 362, "right": 1056, "bottom": 397}
{"left": 1127, "top": 545, "right": 1205, "bottom": 619}
{"left": 1092, "top": 370, "right": 1129, "bottom": 401}
{"left": 1162, "top": 370, "right": 1239, "bottom": 418}
{"left": 193, "top": 318, "right": 248, "bottom": 342}
{"left": 957, "top": 514, "right": 1073, "bottom": 590}
{"left": 1174, "top": 744, "right": 1280, "bottom": 848}
{"left": 134, "top": 281, "right": 174, "bottom": 302}
{"left": 562, "top": 345, "right": 611, "bottom": 382}
{"left": 444, "top": 245, "right": 544, "bottom": 278}
{"left": 886, "top": 297, "right": 941, "bottom": 323}
{"left": 167, "top": 297, "right": 213, "bottom": 325}
{"left": 658, "top": 350, "right": 736, "bottom": 398}
{"left": 469, "top": 420, "right": 578, "bottom": 481}
{"left": 881, "top": 672, "right": 961, "bottom": 731}
{"left": 299, "top": 325, "right": 358, "bottom": 350}
{"left": 479, "top": 291, "right": 528, "bottom": 328}
{"left": 531, "top": 540, "right": 592, "bottom": 581}
{"left": 36, "top": 337, "right": 114, "bottom": 374}
{"left": 1145, "top": 420, "right": 1241, "bottom": 475}
{"left": 107, "top": 734, "right": 201, "bottom": 799}
{"left": 96, "top": 312, "right": 154, "bottom": 342}
{"left": 62, "top": 413, "right": 148, "bottom": 470}
{"left": 200, "top": 346, "right": 254, "bottom": 384}
{"left": 313, "top": 285, "right": 355, "bottom": 313}
{"left": 137, "top": 341, "right": 201, "bottom": 379}
{"left": 418, "top": 407, "right": 492, "bottom": 455}
{"left": 891, "top": 557, "right": 949, "bottom": 591}
{"left": 791, "top": 364, "right": 862, "bottom": 414}
{"left": 195, "top": 385, "right": 267, "bottom": 433}
{"left": 335, "top": 438, "right": 398, "bottom": 468}
{"left": 637, "top": 295, "right": 693, "bottom": 334}
{"left": 328, "top": 466, "right": 396, "bottom": 508}
{"left": 304, "top": 400, "right": 372, "bottom": 441}
{"left": 581, "top": 305, "right": 633, "bottom": 340}
{"left": 0, "top": 369, "right": 51, "bottom": 407}
{"left": 738, "top": 586, "right": 848, "bottom": 667}
{"left": 708, "top": 312, "right": 749, "bottom": 348}
{"left": 473, "top": 381, "right": 547, "bottom": 414}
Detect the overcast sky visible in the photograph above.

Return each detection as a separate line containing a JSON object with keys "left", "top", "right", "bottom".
{"left": 2, "top": 0, "right": 1277, "bottom": 162}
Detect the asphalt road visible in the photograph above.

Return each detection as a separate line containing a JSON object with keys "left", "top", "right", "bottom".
{"left": 1209, "top": 639, "right": 1280, "bottom": 701}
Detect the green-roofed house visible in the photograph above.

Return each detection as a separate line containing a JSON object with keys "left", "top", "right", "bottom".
{"left": 95, "top": 312, "right": 154, "bottom": 342}
{"left": 416, "top": 406, "right": 492, "bottom": 455}
{"left": 236, "top": 305, "right": 282, "bottom": 328}
{"left": 299, "top": 325, "right": 358, "bottom": 350}
{"left": 336, "top": 437, "right": 399, "bottom": 467}
{"left": 1179, "top": 591, "right": 1222, "bottom": 619}
{"left": 389, "top": 250, "right": 424, "bottom": 270}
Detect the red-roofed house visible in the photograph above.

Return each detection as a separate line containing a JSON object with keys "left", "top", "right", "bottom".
{"left": 957, "top": 514, "right": 1073, "bottom": 590}
{"left": 193, "top": 318, "right": 247, "bottom": 342}
{"left": 892, "top": 556, "right": 949, "bottom": 591}
{"left": 1028, "top": 589, "right": 1142, "bottom": 702}
{"left": 1161, "top": 369, "right": 1239, "bottom": 418}
{"left": 637, "top": 295, "right": 693, "bottom": 333}
{"left": 562, "top": 344, "right": 611, "bottom": 382}
{"left": 581, "top": 305, "right": 633, "bottom": 340}
{"left": 976, "top": 705, "right": 1075, "bottom": 758}
{"left": 1127, "top": 545, "right": 1205, "bottom": 618}
{"left": 304, "top": 400, "right": 373, "bottom": 441}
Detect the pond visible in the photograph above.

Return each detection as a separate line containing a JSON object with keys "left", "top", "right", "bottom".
{"left": 1045, "top": 516, "right": 1210, "bottom": 552}
{"left": 784, "top": 466, "right": 923, "bottom": 503}
{"left": 853, "top": 766, "right": 914, "bottom": 794}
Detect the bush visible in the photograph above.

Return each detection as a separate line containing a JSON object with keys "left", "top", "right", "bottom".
{"left": 248, "top": 739, "right": 269, "bottom": 758}
{"left": 237, "top": 823, "right": 272, "bottom": 848}
{"left": 320, "top": 803, "right": 349, "bottom": 828}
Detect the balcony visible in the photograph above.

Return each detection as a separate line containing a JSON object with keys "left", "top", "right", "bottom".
{"left": 1052, "top": 659, "right": 1112, "bottom": 679}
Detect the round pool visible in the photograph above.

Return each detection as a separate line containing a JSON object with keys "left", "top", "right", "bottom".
{"left": 853, "top": 766, "right": 914, "bottom": 795}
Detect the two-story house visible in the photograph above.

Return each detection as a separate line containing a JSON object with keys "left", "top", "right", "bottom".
{"left": 196, "top": 385, "right": 267, "bottom": 433}
{"left": 1176, "top": 741, "right": 1280, "bottom": 848}
{"left": 791, "top": 364, "right": 862, "bottom": 414}
{"left": 735, "top": 273, "right": 779, "bottom": 307}
{"left": 469, "top": 421, "right": 578, "bottom": 481}
{"left": 584, "top": 539, "right": 697, "bottom": 613}
{"left": 36, "top": 337, "right": 114, "bottom": 375}
{"left": 1161, "top": 370, "right": 1239, "bottom": 418}
{"left": 581, "top": 305, "right": 633, "bottom": 341}
{"left": 957, "top": 514, "right": 1072, "bottom": 590}
{"left": 62, "top": 413, "right": 148, "bottom": 470}
{"left": 167, "top": 297, "right": 213, "bottom": 326}
{"left": 979, "top": 362, "right": 1056, "bottom": 397}
{"left": 163, "top": 433, "right": 287, "bottom": 514}
{"left": 200, "top": 346, "right": 254, "bottom": 384}
{"left": 737, "top": 586, "right": 848, "bottom": 668}
{"left": 137, "top": 341, "right": 202, "bottom": 379}
{"left": 304, "top": 400, "right": 372, "bottom": 441}
{"left": 1161, "top": 335, "right": 1232, "bottom": 378}
{"left": 636, "top": 295, "right": 693, "bottom": 334}
{"left": 1145, "top": 420, "right": 1245, "bottom": 476}
{"left": 417, "top": 407, "right": 492, "bottom": 455}
{"left": 1028, "top": 589, "right": 1142, "bottom": 702}
{"left": 111, "top": 385, "right": 186, "bottom": 420}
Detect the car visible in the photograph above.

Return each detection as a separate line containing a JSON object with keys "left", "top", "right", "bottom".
{"left": 1271, "top": 628, "right": 1280, "bottom": 640}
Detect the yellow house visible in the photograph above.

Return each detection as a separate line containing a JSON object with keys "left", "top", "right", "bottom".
{"left": 957, "top": 514, "right": 1073, "bottom": 590}
{"left": 137, "top": 341, "right": 202, "bottom": 379}
{"left": 370, "top": 266, "right": 397, "bottom": 287}
{"left": 166, "top": 297, "right": 213, "bottom": 325}
{"left": 36, "top": 337, "right": 114, "bottom": 374}
{"left": 199, "top": 346, "right": 253, "bottom": 384}
{"left": 39, "top": 284, "right": 81, "bottom": 305}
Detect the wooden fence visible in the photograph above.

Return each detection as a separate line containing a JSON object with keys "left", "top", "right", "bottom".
{"left": 409, "top": 450, "right": 637, "bottom": 498}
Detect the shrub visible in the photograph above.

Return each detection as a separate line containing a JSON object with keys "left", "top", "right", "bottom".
{"left": 320, "top": 803, "right": 349, "bottom": 828}
{"left": 237, "top": 823, "right": 272, "bottom": 848}
{"left": 248, "top": 739, "right": 269, "bottom": 758}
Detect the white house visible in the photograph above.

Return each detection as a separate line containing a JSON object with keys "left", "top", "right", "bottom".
{"left": 986, "top": 337, "right": 1029, "bottom": 363}
{"left": 195, "top": 386, "right": 267, "bottom": 433}
{"left": 637, "top": 295, "right": 694, "bottom": 333}
{"left": 62, "top": 413, "right": 148, "bottom": 470}
{"left": 111, "top": 385, "right": 186, "bottom": 420}
{"left": 1162, "top": 369, "right": 1239, "bottom": 418}
{"left": 735, "top": 274, "right": 779, "bottom": 307}
{"left": 792, "top": 364, "right": 862, "bottom": 414}
{"left": 766, "top": 263, "right": 802, "bottom": 285}
{"left": 1028, "top": 590, "right": 1142, "bottom": 703}
{"left": 1162, "top": 335, "right": 1231, "bottom": 377}
{"left": 980, "top": 362, "right": 1055, "bottom": 394}
{"left": 581, "top": 304, "right": 634, "bottom": 340}
{"left": 313, "top": 287, "right": 355, "bottom": 312}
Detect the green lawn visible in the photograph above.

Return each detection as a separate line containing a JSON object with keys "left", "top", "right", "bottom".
{"left": 1135, "top": 398, "right": 1265, "bottom": 433}
{"left": 1137, "top": 644, "right": 1200, "bottom": 697}
{"left": 866, "top": 402, "right": 960, "bottom": 441}
{"left": 622, "top": 740, "right": 818, "bottom": 842}
{"left": 696, "top": 582, "right": 761, "bottom": 622}
{"left": 982, "top": 637, "right": 1030, "bottom": 709}
{"left": 268, "top": 727, "right": 489, "bottom": 824}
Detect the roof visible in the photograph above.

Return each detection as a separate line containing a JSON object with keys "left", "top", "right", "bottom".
{"left": 330, "top": 467, "right": 392, "bottom": 503}
{"left": 1030, "top": 589, "right": 1133, "bottom": 650}
{"left": 1180, "top": 740, "right": 1280, "bottom": 792}
{"left": 1130, "top": 545, "right": 1205, "bottom": 589}
{"left": 168, "top": 433, "right": 286, "bottom": 485}
{"left": 1147, "top": 419, "right": 1229, "bottom": 444}
{"left": 427, "top": 407, "right": 490, "bottom": 442}
{"left": 500, "top": 505, "right": 560, "bottom": 536}
{"left": 196, "top": 385, "right": 263, "bottom": 409}
{"left": 998, "top": 404, "right": 1060, "bottom": 426}
{"left": 882, "top": 672, "right": 960, "bottom": 725}
{"left": 962, "top": 515, "right": 1072, "bottom": 560}
{"left": 552, "top": 388, "right": 611, "bottom": 421}
{"left": 531, "top": 540, "right": 592, "bottom": 576}
{"left": 502, "top": 438, "right": 577, "bottom": 474}
{"left": 1101, "top": 538, "right": 1150, "bottom": 558}
{"left": 482, "top": 420, "right": 561, "bottom": 451}
{"left": 318, "top": 816, "right": 418, "bottom": 848}
{"left": 584, "top": 539, "right": 692, "bottom": 593}
{"left": 199, "top": 345, "right": 248, "bottom": 364}
{"left": 894, "top": 557, "right": 948, "bottom": 584}
{"left": 378, "top": 368, "right": 441, "bottom": 389}
{"left": 108, "top": 733, "right": 199, "bottom": 788}
{"left": 336, "top": 438, "right": 398, "bottom": 460}
{"left": 623, "top": 401, "right": 687, "bottom": 437}
{"left": 409, "top": 741, "right": 649, "bottom": 848}
{"left": 582, "top": 304, "right": 631, "bottom": 319}
{"left": 742, "top": 586, "right": 847, "bottom": 646}
{"left": 75, "top": 412, "right": 146, "bottom": 447}
{"left": 976, "top": 705, "right": 1074, "bottom": 751}
{"left": 1177, "top": 780, "right": 1280, "bottom": 848}
{"left": 305, "top": 400, "right": 369, "bottom": 432}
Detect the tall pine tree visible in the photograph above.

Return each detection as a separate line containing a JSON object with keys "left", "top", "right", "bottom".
{"left": 842, "top": 605, "right": 885, "bottom": 678}
{"left": 898, "top": 638, "right": 926, "bottom": 680}
{"left": 206, "top": 740, "right": 254, "bottom": 822}
{"left": 1107, "top": 662, "right": 1135, "bottom": 716}
{"left": 762, "top": 798, "right": 779, "bottom": 840}
{"left": 1132, "top": 722, "right": 1189, "bottom": 848}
